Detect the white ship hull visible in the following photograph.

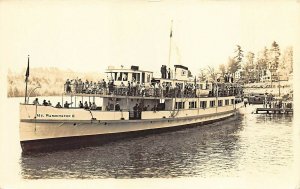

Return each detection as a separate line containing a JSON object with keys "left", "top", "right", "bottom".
{"left": 19, "top": 99, "right": 243, "bottom": 153}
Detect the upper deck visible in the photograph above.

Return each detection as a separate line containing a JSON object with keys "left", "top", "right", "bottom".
{"left": 64, "top": 64, "right": 243, "bottom": 101}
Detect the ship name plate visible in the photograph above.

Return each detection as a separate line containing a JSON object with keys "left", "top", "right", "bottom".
{"left": 36, "top": 113, "right": 75, "bottom": 118}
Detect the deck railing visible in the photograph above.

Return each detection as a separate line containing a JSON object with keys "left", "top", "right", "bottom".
{"left": 64, "top": 83, "right": 242, "bottom": 98}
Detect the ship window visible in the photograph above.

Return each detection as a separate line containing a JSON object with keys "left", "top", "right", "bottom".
{"left": 123, "top": 73, "right": 128, "bottom": 81}
{"left": 200, "top": 101, "right": 207, "bottom": 109}
{"left": 147, "top": 74, "right": 151, "bottom": 83}
{"left": 231, "top": 99, "right": 234, "bottom": 104}
{"left": 225, "top": 99, "right": 229, "bottom": 105}
{"left": 117, "top": 72, "right": 123, "bottom": 81}
{"left": 132, "top": 73, "right": 140, "bottom": 82}
{"left": 189, "top": 101, "right": 197, "bottom": 109}
{"left": 218, "top": 100, "right": 223, "bottom": 106}
{"left": 210, "top": 100, "right": 215, "bottom": 107}
{"left": 142, "top": 72, "right": 145, "bottom": 83}
{"left": 107, "top": 72, "right": 113, "bottom": 80}
{"left": 175, "top": 102, "right": 185, "bottom": 109}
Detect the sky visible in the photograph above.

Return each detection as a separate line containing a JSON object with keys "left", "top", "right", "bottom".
{"left": 0, "top": 0, "right": 299, "bottom": 76}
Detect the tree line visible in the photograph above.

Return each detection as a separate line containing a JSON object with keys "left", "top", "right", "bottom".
{"left": 7, "top": 67, "right": 104, "bottom": 97}
{"left": 199, "top": 41, "right": 293, "bottom": 83}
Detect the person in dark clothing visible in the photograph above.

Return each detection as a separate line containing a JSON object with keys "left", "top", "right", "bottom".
{"left": 79, "top": 101, "right": 83, "bottom": 108}
{"left": 161, "top": 65, "right": 167, "bottom": 79}
{"left": 108, "top": 80, "right": 115, "bottom": 94}
{"left": 102, "top": 79, "right": 107, "bottom": 88}
{"left": 115, "top": 102, "right": 121, "bottom": 111}
{"left": 84, "top": 101, "right": 89, "bottom": 109}
{"left": 55, "top": 102, "right": 62, "bottom": 108}
{"left": 133, "top": 103, "right": 139, "bottom": 119}
{"left": 161, "top": 65, "right": 164, "bottom": 78}
{"left": 127, "top": 81, "right": 131, "bottom": 95}
{"left": 64, "top": 101, "right": 72, "bottom": 108}
{"left": 65, "top": 79, "right": 71, "bottom": 93}
{"left": 43, "top": 100, "right": 48, "bottom": 106}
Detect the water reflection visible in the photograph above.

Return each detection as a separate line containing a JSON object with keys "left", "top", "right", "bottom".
{"left": 20, "top": 115, "right": 244, "bottom": 179}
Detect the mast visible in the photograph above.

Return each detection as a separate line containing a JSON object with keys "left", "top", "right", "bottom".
{"left": 168, "top": 20, "right": 173, "bottom": 69}
{"left": 24, "top": 55, "right": 30, "bottom": 103}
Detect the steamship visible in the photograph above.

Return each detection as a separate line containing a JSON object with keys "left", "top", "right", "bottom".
{"left": 19, "top": 22, "right": 243, "bottom": 153}
{"left": 19, "top": 64, "right": 243, "bottom": 153}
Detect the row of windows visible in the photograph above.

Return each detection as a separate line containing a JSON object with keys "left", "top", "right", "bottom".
{"left": 175, "top": 99, "right": 235, "bottom": 109}
{"left": 109, "top": 72, "right": 152, "bottom": 83}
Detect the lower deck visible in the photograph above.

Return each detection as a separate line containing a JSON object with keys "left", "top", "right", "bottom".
{"left": 20, "top": 100, "right": 241, "bottom": 122}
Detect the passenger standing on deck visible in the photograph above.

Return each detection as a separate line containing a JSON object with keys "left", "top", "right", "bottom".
{"left": 115, "top": 102, "right": 120, "bottom": 111}
{"left": 48, "top": 100, "right": 52, "bottom": 106}
{"left": 167, "top": 68, "right": 171, "bottom": 79}
{"left": 65, "top": 79, "right": 71, "bottom": 93}
{"left": 165, "top": 83, "right": 170, "bottom": 97}
{"left": 133, "top": 103, "right": 139, "bottom": 119}
{"left": 140, "top": 83, "right": 145, "bottom": 97}
{"left": 127, "top": 81, "right": 131, "bottom": 95}
{"left": 132, "top": 80, "right": 137, "bottom": 96}
{"left": 74, "top": 79, "right": 78, "bottom": 93}
{"left": 149, "top": 84, "right": 154, "bottom": 96}
{"left": 78, "top": 79, "right": 83, "bottom": 93}
{"left": 161, "top": 65, "right": 164, "bottom": 78}
{"left": 154, "top": 82, "right": 158, "bottom": 97}
{"left": 102, "top": 79, "right": 107, "bottom": 94}
{"left": 136, "top": 81, "right": 140, "bottom": 95}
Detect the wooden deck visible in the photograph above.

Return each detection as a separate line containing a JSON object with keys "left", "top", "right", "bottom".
{"left": 255, "top": 108, "right": 293, "bottom": 114}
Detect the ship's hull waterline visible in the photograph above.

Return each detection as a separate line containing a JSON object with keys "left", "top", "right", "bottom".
{"left": 20, "top": 102, "right": 243, "bottom": 153}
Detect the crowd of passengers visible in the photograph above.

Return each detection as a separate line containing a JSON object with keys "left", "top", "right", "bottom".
{"left": 64, "top": 78, "right": 241, "bottom": 98}
{"left": 32, "top": 97, "right": 162, "bottom": 113}
{"left": 32, "top": 97, "right": 103, "bottom": 110}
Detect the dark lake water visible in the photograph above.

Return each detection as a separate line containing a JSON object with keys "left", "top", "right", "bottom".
{"left": 0, "top": 97, "right": 298, "bottom": 188}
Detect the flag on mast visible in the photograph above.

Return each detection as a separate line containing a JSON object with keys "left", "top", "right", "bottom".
{"left": 25, "top": 55, "right": 30, "bottom": 82}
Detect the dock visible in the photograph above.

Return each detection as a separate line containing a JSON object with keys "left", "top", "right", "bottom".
{"left": 255, "top": 108, "right": 293, "bottom": 114}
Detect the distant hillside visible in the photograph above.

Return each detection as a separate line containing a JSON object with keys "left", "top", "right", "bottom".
{"left": 7, "top": 67, "right": 104, "bottom": 97}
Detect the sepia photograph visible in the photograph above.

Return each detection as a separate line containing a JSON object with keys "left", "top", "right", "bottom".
{"left": 0, "top": 0, "right": 299, "bottom": 188}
